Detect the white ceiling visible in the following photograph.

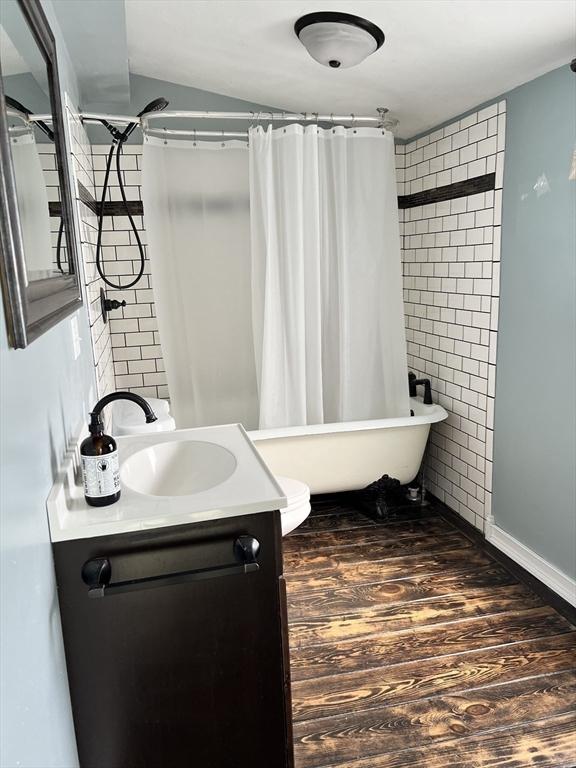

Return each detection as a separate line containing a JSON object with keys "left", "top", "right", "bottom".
{"left": 125, "top": 0, "right": 576, "bottom": 138}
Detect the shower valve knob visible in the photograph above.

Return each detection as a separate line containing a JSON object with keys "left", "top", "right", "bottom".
{"left": 100, "top": 288, "right": 126, "bottom": 323}
{"left": 105, "top": 299, "right": 127, "bottom": 311}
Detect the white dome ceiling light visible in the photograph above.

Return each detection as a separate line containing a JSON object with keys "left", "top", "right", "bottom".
{"left": 294, "top": 11, "right": 385, "bottom": 69}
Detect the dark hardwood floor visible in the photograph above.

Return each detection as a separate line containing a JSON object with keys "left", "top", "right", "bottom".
{"left": 283, "top": 496, "right": 576, "bottom": 768}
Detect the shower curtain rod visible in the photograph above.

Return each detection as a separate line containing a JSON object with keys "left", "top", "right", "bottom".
{"left": 145, "top": 127, "right": 249, "bottom": 139}
{"left": 28, "top": 107, "right": 390, "bottom": 129}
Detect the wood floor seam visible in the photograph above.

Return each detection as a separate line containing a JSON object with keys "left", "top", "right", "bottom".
{"left": 286, "top": 562, "right": 514, "bottom": 594}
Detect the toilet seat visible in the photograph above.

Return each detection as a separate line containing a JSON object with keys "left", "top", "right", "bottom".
{"left": 276, "top": 476, "right": 311, "bottom": 536}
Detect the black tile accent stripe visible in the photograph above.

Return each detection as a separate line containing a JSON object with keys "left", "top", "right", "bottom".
{"left": 398, "top": 173, "right": 495, "bottom": 209}
{"left": 100, "top": 200, "right": 144, "bottom": 216}
{"left": 50, "top": 182, "right": 144, "bottom": 217}
{"left": 54, "top": 174, "right": 495, "bottom": 218}
{"left": 77, "top": 181, "right": 98, "bottom": 213}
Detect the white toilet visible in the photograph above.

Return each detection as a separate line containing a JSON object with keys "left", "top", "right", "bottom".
{"left": 275, "top": 476, "right": 311, "bottom": 536}
{"left": 110, "top": 398, "right": 311, "bottom": 536}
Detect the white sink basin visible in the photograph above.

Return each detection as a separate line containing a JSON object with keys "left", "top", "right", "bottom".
{"left": 47, "top": 424, "right": 288, "bottom": 542}
{"left": 121, "top": 439, "right": 237, "bottom": 497}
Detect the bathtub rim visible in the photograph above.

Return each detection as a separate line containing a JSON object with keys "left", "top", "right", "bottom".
{"left": 248, "top": 397, "right": 448, "bottom": 441}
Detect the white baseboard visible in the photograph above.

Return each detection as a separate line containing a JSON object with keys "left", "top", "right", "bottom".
{"left": 486, "top": 520, "right": 576, "bottom": 607}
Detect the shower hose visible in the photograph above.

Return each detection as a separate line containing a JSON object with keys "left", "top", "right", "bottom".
{"left": 95, "top": 137, "right": 146, "bottom": 290}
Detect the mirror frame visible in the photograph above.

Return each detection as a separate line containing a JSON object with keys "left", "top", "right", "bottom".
{"left": 0, "top": 0, "right": 82, "bottom": 348}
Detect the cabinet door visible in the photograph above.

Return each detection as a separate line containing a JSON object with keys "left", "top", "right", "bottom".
{"left": 54, "top": 512, "right": 292, "bottom": 768}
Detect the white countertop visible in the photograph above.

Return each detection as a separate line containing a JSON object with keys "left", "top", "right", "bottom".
{"left": 47, "top": 424, "right": 287, "bottom": 543}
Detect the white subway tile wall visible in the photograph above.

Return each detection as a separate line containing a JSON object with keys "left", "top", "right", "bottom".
{"left": 396, "top": 101, "right": 506, "bottom": 530}
{"left": 67, "top": 107, "right": 115, "bottom": 397}
{"left": 91, "top": 146, "right": 169, "bottom": 400}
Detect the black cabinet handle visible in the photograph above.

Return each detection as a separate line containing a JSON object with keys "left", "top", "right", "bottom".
{"left": 234, "top": 534, "right": 260, "bottom": 563}
{"left": 81, "top": 536, "right": 261, "bottom": 599}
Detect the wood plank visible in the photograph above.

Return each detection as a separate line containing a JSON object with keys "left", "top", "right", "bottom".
{"left": 289, "top": 583, "right": 543, "bottom": 647}
{"left": 285, "top": 547, "right": 493, "bottom": 594}
{"left": 284, "top": 517, "right": 455, "bottom": 555}
{"left": 287, "top": 564, "right": 517, "bottom": 619}
{"left": 290, "top": 606, "right": 573, "bottom": 681}
{"left": 284, "top": 532, "right": 472, "bottom": 576}
{"left": 293, "top": 671, "right": 576, "bottom": 767}
{"left": 304, "top": 712, "right": 576, "bottom": 768}
{"left": 294, "top": 510, "right": 378, "bottom": 534}
{"left": 291, "top": 632, "right": 576, "bottom": 721}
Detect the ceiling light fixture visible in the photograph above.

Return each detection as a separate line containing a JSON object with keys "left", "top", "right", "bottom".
{"left": 294, "top": 11, "right": 384, "bottom": 69}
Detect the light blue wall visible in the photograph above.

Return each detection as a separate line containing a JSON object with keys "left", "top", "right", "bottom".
{"left": 493, "top": 65, "right": 576, "bottom": 578}
{"left": 0, "top": 2, "right": 96, "bottom": 766}
{"left": 52, "top": 0, "right": 130, "bottom": 107}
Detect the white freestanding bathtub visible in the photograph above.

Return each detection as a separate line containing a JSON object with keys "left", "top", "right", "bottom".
{"left": 248, "top": 396, "right": 448, "bottom": 495}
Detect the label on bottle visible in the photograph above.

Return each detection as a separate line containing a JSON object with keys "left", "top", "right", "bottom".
{"left": 82, "top": 450, "right": 120, "bottom": 498}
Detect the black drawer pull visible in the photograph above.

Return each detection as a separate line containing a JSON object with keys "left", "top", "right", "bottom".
{"left": 82, "top": 536, "right": 260, "bottom": 598}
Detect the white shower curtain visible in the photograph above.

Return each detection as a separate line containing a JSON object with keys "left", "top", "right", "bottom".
{"left": 10, "top": 130, "right": 53, "bottom": 278}
{"left": 249, "top": 125, "right": 409, "bottom": 428}
{"left": 142, "top": 136, "right": 258, "bottom": 428}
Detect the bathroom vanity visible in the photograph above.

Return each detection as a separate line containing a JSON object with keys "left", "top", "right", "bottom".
{"left": 48, "top": 425, "right": 293, "bottom": 768}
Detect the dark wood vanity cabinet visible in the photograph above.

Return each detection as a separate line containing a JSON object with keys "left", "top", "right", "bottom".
{"left": 53, "top": 510, "right": 294, "bottom": 768}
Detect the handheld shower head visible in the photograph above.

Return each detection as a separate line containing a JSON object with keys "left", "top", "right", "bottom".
{"left": 121, "top": 96, "right": 169, "bottom": 141}
{"left": 98, "top": 97, "right": 169, "bottom": 142}
{"left": 5, "top": 95, "right": 54, "bottom": 141}
{"left": 5, "top": 95, "right": 31, "bottom": 115}
{"left": 95, "top": 95, "right": 169, "bottom": 292}
{"left": 137, "top": 97, "right": 169, "bottom": 117}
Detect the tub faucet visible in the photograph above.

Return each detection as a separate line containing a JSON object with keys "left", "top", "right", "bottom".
{"left": 408, "top": 373, "right": 433, "bottom": 405}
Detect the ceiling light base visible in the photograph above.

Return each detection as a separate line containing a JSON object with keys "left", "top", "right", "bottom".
{"left": 294, "top": 12, "right": 385, "bottom": 70}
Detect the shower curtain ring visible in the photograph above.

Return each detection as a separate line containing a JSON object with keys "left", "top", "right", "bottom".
{"left": 193, "top": 128, "right": 197, "bottom": 146}
{"left": 351, "top": 113, "right": 356, "bottom": 127}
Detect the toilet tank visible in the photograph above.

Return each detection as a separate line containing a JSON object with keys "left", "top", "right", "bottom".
{"left": 110, "top": 397, "right": 176, "bottom": 436}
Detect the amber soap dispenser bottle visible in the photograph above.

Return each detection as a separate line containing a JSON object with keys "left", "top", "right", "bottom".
{"left": 81, "top": 411, "right": 121, "bottom": 507}
{"left": 80, "top": 392, "right": 158, "bottom": 507}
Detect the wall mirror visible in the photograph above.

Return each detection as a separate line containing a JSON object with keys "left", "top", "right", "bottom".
{"left": 0, "top": 0, "right": 82, "bottom": 348}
